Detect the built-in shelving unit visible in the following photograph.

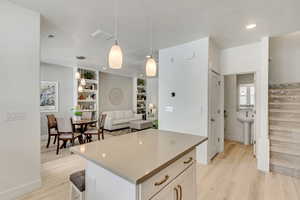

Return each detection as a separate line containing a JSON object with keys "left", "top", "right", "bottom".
{"left": 74, "top": 67, "right": 99, "bottom": 120}
{"left": 135, "top": 78, "right": 147, "bottom": 119}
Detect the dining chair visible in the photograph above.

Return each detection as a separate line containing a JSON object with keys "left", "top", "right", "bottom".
{"left": 56, "top": 117, "right": 82, "bottom": 155}
{"left": 83, "top": 114, "right": 107, "bottom": 142}
{"left": 46, "top": 114, "right": 58, "bottom": 148}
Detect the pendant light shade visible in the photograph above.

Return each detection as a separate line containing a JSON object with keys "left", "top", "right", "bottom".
{"left": 109, "top": 41, "right": 123, "bottom": 69}
{"left": 109, "top": 0, "right": 123, "bottom": 69}
{"left": 146, "top": 56, "right": 157, "bottom": 77}
{"left": 145, "top": 16, "right": 157, "bottom": 77}
{"left": 75, "top": 72, "right": 81, "bottom": 80}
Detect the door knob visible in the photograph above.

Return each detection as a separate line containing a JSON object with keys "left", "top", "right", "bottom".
{"left": 211, "top": 118, "right": 215, "bottom": 122}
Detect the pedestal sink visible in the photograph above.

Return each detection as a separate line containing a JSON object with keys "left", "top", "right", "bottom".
{"left": 237, "top": 110, "right": 255, "bottom": 145}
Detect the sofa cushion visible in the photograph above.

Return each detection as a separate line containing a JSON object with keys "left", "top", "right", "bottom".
{"left": 115, "top": 111, "right": 124, "bottom": 119}
{"left": 112, "top": 119, "right": 129, "bottom": 125}
{"left": 124, "top": 111, "right": 133, "bottom": 118}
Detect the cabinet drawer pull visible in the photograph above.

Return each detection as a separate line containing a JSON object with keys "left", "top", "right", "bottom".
{"left": 178, "top": 185, "right": 182, "bottom": 200}
{"left": 174, "top": 187, "right": 179, "bottom": 200}
{"left": 183, "top": 157, "right": 193, "bottom": 164}
{"left": 154, "top": 175, "right": 169, "bottom": 186}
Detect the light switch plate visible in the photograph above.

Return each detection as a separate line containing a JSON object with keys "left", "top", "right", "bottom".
{"left": 165, "top": 106, "right": 174, "bottom": 112}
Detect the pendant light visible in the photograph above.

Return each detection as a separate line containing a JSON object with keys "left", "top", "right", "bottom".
{"left": 109, "top": 0, "right": 123, "bottom": 69}
{"left": 146, "top": 17, "right": 157, "bottom": 77}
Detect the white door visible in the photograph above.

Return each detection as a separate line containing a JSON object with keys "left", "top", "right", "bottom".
{"left": 208, "top": 71, "right": 221, "bottom": 160}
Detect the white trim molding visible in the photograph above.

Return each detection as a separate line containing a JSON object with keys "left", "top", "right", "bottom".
{"left": 0, "top": 179, "right": 41, "bottom": 200}
{"left": 257, "top": 137, "right": 270, "bottom": 171}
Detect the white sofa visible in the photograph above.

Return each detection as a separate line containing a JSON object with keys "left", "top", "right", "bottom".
{"left": 103, "top": 110, "right": 142, "bottom": 131}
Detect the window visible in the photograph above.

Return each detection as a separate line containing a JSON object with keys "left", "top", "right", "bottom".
{"left": 239, "top": 84, "right": 255, "bottom": 109}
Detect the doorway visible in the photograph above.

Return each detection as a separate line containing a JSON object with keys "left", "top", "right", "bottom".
{"left": 223, "top": 72, "right": 256, "bottom": 155}
{"left": 208, "top": 70, "right": 222, "bottom": 160}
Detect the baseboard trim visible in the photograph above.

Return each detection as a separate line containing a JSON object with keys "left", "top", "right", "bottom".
{"left": 0, "top": 178, "right": 41, "bottom": 200}
{"left": 257, "top": 137, "right": 270, "bottom": 172}
{"left": 41, "top": 134, "right": 48, "bottom": 141}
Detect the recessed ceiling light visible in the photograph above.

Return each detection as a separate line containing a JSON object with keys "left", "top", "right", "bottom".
{"left": 246, "top": 24, "right": 256, "bottom": 30}
{"left": 48, "top": 34, "right": 55, "bottom": 38}
{"left": 76, "top": 56, "right": 86, "bottom": 60}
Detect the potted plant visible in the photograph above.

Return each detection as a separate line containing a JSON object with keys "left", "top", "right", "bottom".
{"left": 72, "top": 106, "right": 82, "bottom": 121}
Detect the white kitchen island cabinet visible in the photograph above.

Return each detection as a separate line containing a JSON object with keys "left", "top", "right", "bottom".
{"left": 71, "top": 129, "right": 207, "bottom": 200}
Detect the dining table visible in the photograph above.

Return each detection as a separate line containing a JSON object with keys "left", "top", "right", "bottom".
{"left": 72, "top": 119, "right": 97, "bottom": 142}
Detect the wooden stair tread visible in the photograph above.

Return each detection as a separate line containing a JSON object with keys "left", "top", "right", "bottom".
{"left": 269, "top": 109, "right": 300, "bottom": 113}
{"left": 270, "top": 158, "right": 300, "bottom": 170}
{"left": 271, "top": 146, "right": 300, "bottom": 156}
{"left": 269, "top": 88, "right": 300, "bottom": 92}
{"left": 269, "top": 117, "right": 300, "bottom": 123}
{"left": 269, "top": 102, "right": 300, "bottom": 105}
{"left": 269, "top": 125, "right": 300, "bottom": 133}
{"left": 270, "top": 135, "right": 300, "bottom": 144}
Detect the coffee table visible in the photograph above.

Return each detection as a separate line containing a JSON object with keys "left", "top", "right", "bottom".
{"left": 129, "top": 120, "right": 153, "bottom": 132}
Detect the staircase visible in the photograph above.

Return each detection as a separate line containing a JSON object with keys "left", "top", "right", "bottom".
{"left": 269, "top": 83, "right": 300, "bottom": 178}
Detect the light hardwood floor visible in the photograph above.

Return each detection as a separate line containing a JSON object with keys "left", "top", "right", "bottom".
{"left": 18, "top": 140, "right": 300, "bottom": 200}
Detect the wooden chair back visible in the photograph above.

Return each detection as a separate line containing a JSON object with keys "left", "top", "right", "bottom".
{"left": 47, "top": 114, "right": 57, "bottom": 133}
{"left": 56, "top": 117, "right": 73, "bottom": 133}
{"left": 99, "top": 114, "right": 107, "bottom": 128}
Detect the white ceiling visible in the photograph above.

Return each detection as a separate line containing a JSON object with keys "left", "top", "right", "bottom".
{"left": 10, "top": 0, "right": 300, "bottom": 76}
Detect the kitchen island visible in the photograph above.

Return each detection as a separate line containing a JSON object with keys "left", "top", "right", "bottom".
{"left": 70, "top": 129, "right": 207, "bottom": 200}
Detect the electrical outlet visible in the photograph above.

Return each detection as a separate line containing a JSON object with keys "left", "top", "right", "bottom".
{"left": 5, "top": 112, "right": 27, "bottom": 122}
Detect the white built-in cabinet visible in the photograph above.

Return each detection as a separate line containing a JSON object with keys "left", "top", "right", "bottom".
{"left": 84, "top": 149, "right": 197, "bottom": 200}
{"left": 150, "top": 164, "right": 196, "bottom": 200}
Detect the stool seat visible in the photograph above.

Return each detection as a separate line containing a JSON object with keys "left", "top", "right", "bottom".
{"left": 70, "top": 170, "right": 85, "bottom": 192}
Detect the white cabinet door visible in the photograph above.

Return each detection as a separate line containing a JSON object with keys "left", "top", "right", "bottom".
{"left": 150, "top": 164, "right": 196, "bottom": 200}
{"left": 173, "top": 164, "right": 196, "bottom": 200}
{"left": 150, "top": 183, "right": 175, "bottom": 200}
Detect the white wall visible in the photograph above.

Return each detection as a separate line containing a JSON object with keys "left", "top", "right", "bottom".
{"left": 221, "top": 42, "right": 262, "bottom": 75}
{"left": 159, "top": 38, "right": 209, "bottom": 164}
{"left": 209, "top": 38, "right": 221, "bottom": 73}
{"left": 220, "top": 39, "right": 270, "bottom": 171}
{"left": 0, "top": 1, "right": 41, "bottom": 199}
{"left": 269, "top": 34, "right": 300, "bottom": 84}
{"left": 99, "top": 72, "right": 133, "bottom": 112}
{"left": 40, "top": 63, "right": 74, "bottom": 138}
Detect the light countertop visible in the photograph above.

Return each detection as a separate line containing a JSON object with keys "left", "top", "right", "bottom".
{"left": 70, "top": 129, "right": 207, "bottom": 184}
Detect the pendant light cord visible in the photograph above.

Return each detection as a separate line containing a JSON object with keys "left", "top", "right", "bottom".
{"left": 114, "top": 0, "right": 118, "bottom": 44}
{"left": 150, "top": 17, "right": 153, "bottom": 56}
